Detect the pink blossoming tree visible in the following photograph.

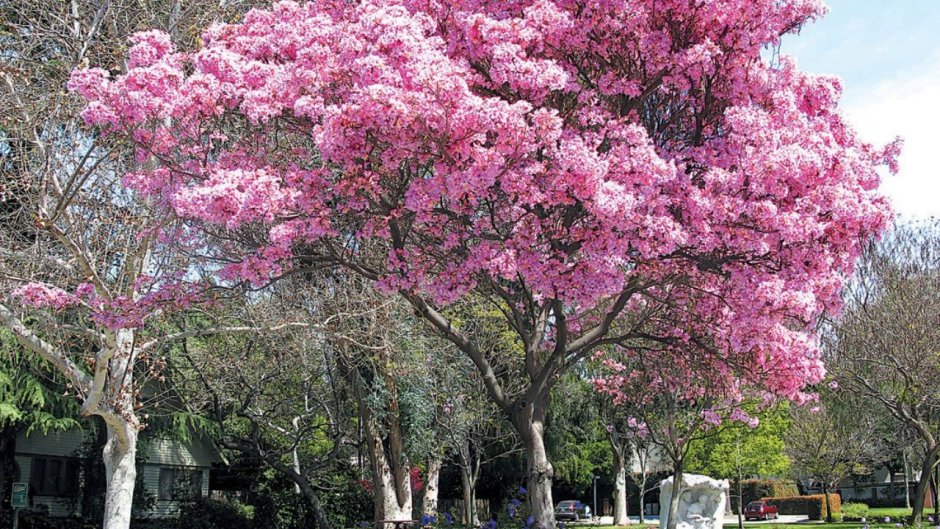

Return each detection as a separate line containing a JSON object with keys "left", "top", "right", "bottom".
{"left": 0, "top": 2, "right": 283, "bottom": 528}
{"left": 594, "top": 326, "right": 775, "bottom": 529}
{"left": 70, "top": 0, "right": 895, "bottom": 524}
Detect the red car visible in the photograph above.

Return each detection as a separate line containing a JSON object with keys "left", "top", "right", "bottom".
{"left": 744, "top": 501, "right": 779, "bottom": 521}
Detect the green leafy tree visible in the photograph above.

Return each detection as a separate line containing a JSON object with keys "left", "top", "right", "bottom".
{"left": 548, "top": 373, "right": 610, "bottom": 499}
{"left": 686, "top": 405, "right": 790, "bottom": 528}
{"left": 0, "top": 330, "right": 80, "bottom": 513}
{"left": 686, "top": 404, "right": 790, "bottom": 478}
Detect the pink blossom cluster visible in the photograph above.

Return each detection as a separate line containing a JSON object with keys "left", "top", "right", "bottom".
{"left": 85, "top": 281, "right": 201, "bottom": 330}
{"left": 11, "top": 282, "right": 80, "bottom": 310}
{"left": 12, "top": 277, "right": 201, "bottom": 331}
{"left": 70, "top": 0, "right": 895, "bottom": 404}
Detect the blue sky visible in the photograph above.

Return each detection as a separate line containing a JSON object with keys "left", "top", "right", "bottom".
{"left": 779, "top": 0, "right": 940, "bottom": 219}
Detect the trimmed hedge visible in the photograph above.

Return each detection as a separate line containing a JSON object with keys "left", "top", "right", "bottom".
{"left": 840, "top": 502, "right": 870, "bottom": 522}
{"left": 731, "top": 480, "right": 800, "bottom": 512}
{"left": 765, "top": 494, "right": 842, "bottom": 520}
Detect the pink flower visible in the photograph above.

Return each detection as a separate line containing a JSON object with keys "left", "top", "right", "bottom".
{"left": 11, "top": 283, "right": 79, "bottom": 310}
{"left": 67, "top": 0, "right": 892, "bottom": 430}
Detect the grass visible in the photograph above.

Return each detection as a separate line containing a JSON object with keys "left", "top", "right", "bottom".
{"left": 588, "top": 522, "right": 897, "bottom": 529}
{"left": 579, "top": 519, "right": 919, "bottom": 529}
{"left": 867, "top": 507, "right": 914, "bottom": 518}
{"left": 741, "top": 521, "right": 876, "bottom": 526}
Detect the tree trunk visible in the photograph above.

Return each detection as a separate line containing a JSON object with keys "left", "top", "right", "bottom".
{"left": 100, "top": 329, "right": 141, "bottom": 529}
{"left": 365, "top": 426, "right": 413, "bottom": 523}
{"left": 737, "top": 478, "right": 744, "bottom": 529}
{"left": 460, "top": 466, "right": 479, "bottom": 527}
{"left": 822, "top": 483, "right": 832, "bottom": 523}
{"left": 612, "top": 457, "right": 628, "bottom": 525}
{"left": 101, "top": 422, "right": 137, "bottom": 529}
{"left": 888, "top": 464, "right": 896, "bottom": 501}
{"left": 422, "top": 456, "right": 442, "bottom": 516}
{"left": 292, "top": 416, "right": 302, "bottom": 494}
{"left": 360, "top": 393, "right": 412, "bottom": 525}
{"left": 291, "top": 467, "right": 333, "bottom": 529}
{"left": 607, "top": 426, "right": 628, "bottom": 526}
{"left": 511, "top": 392, "right": 554, "bottom": 529}
{"left": 934, "top": 463, "right": 939, "bottom": 521}
{"left": 665, "top": 465, "right": 684, "bottom": 529}
{"left": 913, "top": 446, "right": 939, "bottom": 524}
{"left": 255, "top": 449, "right": 333, "bottom": 529}
{"left": 904, "top": 450, "right": 911, "bottom": 509}
{"left": 344, "top": 358, "right": 413, "bottom": 525}
{"left": 638, "top": 476, "right": 647, "bottom": 524}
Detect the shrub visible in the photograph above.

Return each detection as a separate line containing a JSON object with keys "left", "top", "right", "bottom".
{"left": 764, "top": 494, "right": 841, "bottom": 520}
{"left": 840, "top": 502, "right": 869, "bottom": 522}
{"left": 731, "top": 479, "right": 800, "bottom": 512}
{"left": 176, "top": 498, "right": 253, "bottom": 529}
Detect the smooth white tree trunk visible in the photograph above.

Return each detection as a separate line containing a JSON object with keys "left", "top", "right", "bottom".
{"left": 904, "top": 450, "right": 912, "bottom": 509}
{"left": 292, "top": 416, "right": 302, "bottom": 494}
{"left": 101, "top": 423, "right": 137, "bottom": 529}
{"left": 639, "top": 479, "right": 647, "bottom": 524}
{"left": 376, "top": 472, "right": 412, "bottom": 522}
{"left": 666, "top": 467, "right": 684, "bottom": 529}
{"left": 366, "top": 423, "right": 412, "bottom": 525}
{"left": 422, "top": 456, "right": 442, "bottom": 516}
{"left": 613, "top": 463, "right": 629, "bottom": 525}
{"left": 514, "top": 395, "right": 554, "bottom": 529}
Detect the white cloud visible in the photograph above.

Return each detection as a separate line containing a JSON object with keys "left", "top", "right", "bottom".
{"left": 841, "top": 52, "right": 940, "bottom": 220}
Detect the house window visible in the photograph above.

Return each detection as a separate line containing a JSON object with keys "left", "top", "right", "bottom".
{"left": 29, "top": 457, "right": 79, "bottom": 497}
{"left": 158, "top": 468, "right": 203, "bottom": 501}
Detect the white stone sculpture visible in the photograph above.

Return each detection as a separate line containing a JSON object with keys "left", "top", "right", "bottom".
{"left": 659, "top": 474, "right": 730, "bottom": 529}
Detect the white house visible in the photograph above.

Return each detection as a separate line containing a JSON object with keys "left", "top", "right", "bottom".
{"left": 13, "top": 427, "right": 223, "bottom": 518}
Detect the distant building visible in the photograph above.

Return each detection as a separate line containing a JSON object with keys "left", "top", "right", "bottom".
{"left": 798, "top": 466, "right": 918, "bottom": 506}
{"left": 13, "top": 427, "right": 224, "bottom": 518}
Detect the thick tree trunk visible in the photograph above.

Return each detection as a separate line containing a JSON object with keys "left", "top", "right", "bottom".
{"left": 101, "top": 423, "right": 137, "bottom": 529}
{"left": 365, "top": 429, "right": 413, "bottom": 523}
{"left": 665, "top": 466, "right": 684, "bottom": 529}
{"left": 607, "top": 426, "right": 628, "bottom": 526}
{"left": 511, "top": 392, "right": 555, "bottom": 529}
{"left": 422, "top": 456, "right": 442, "bottom": 516}
{"left": 913, "top": 446, "right": 939, "bottom": 524}
{"left": 374, "top": 464, "right": 412, "bottom": 523}
{"left": 360, "top": 389, "right": 412, "bottom": 525}
{"left": 100, "top": 329, "right": 141, "bottom": 529}
{"left": 344, "top": 357, "right": 413, "bottom": 526}
{"left": 612, "top": 457, "right": 628, "bottom": 525}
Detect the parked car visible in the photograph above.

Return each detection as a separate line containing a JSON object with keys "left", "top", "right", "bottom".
{"left": 555, "top": 500, "right": 591, "bottom": 521}
{"left": 743, "top": 500, "right": 779, "bottom": 521}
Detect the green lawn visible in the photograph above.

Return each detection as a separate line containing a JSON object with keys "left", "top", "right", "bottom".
{"left": 588, "top": 515, "right": 897, "bottom": 529}
{"left": 867, "top": 507, "right": 914, "bottom": 519}
{"left": 582, "top": 521, "right": 916, "bottom": 529}
{"left": 748, "top": 522, "right": 896, "bottom": 529}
